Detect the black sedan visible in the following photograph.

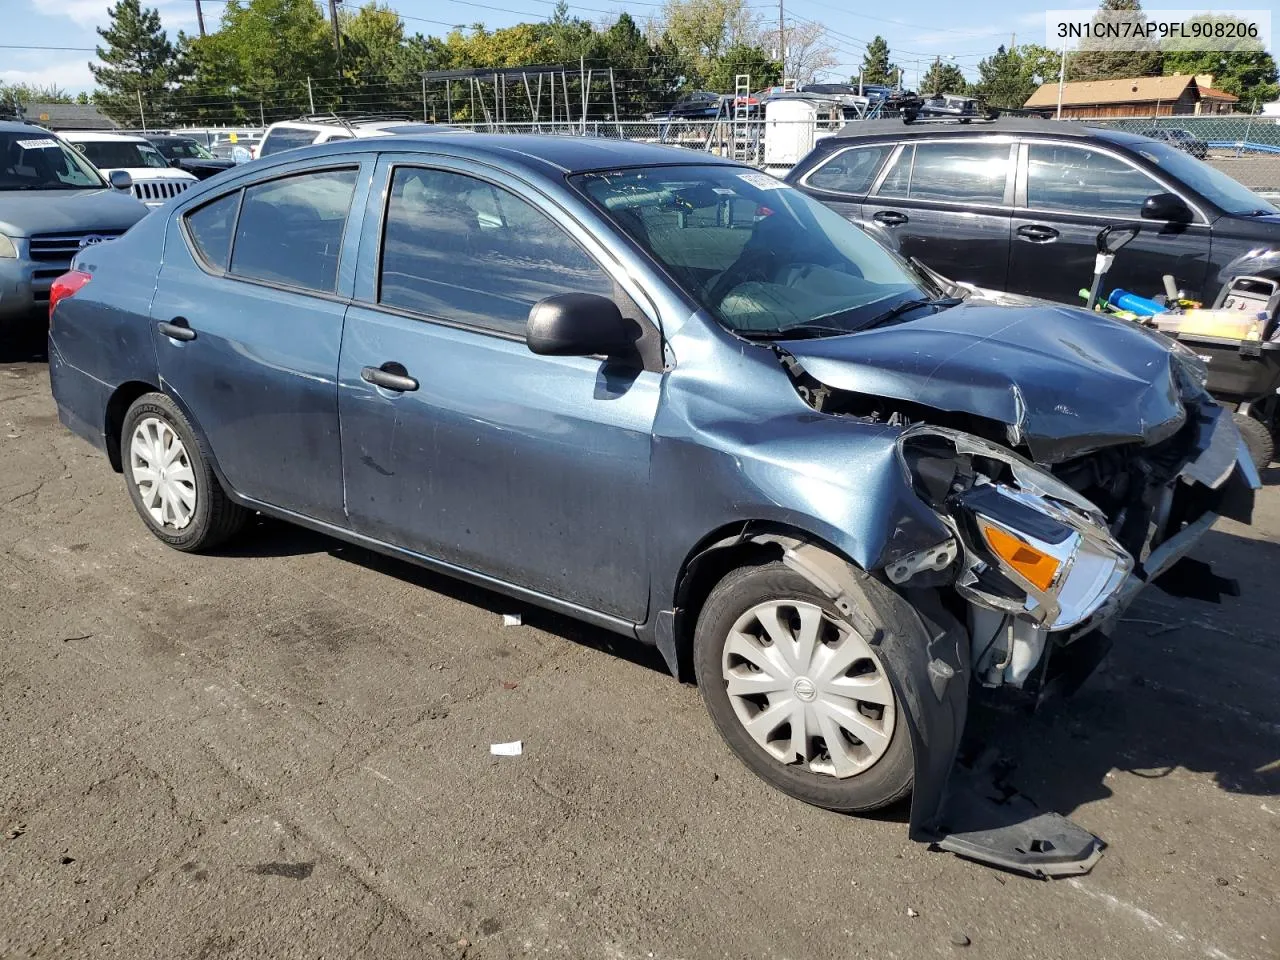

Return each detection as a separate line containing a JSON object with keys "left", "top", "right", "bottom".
{"left": 143, "top": 135, "right": 236, "bottom": 180}
{"left": 786, "top": 117, "right": 1278, "bottom": 307}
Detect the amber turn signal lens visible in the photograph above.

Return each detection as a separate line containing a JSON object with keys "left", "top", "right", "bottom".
{"left": 978, "top": 521, "right": 1062, "bottom": 592}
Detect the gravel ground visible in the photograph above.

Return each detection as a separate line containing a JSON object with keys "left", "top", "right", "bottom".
{"left": 1, "top": 332, "right": 1277, "bottom": 960}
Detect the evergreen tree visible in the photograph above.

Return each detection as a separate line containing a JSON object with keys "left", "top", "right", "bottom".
{"left": 90, "top": 0, "right": 178, "bottom": 125}
{"left": 921, "top": 58, "right": 966, "bottom": 95}
{"left": 1069, "top": 0, "right": 1163, "bottom": 81}
{"left": 972, "top": 45, "right": 1037, "bottom": 108}
{"left": 859, "top": 35, "right": 895, "bottom": 86}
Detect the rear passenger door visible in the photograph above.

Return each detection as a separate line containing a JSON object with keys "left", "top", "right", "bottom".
{"left": 862, "top": 139, "right": 1016, "bottom": 290}
{"left": 151, "top": 158, "right": 371, "bottom": 525}
{"left": 1008, "top": 141, "right": 1212, "bottom": 305}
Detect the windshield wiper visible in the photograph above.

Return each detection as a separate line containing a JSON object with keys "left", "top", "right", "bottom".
{"left": 735, "top": 322, "right": 857, "bottom": 341}
{"left": 860, "top": 296, "right": 964, "bottom": 330}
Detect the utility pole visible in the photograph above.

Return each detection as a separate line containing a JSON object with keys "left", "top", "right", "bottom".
{"left": 194, "top": 0, "right": 206, "bottom": 37}
{"left": 328, "top": 0, "right": 343, "bottom": 75}
{"left": 1056, "top": 42, "right": 1067, "bottom": 119}
{"left": 777, "top": 0, "right": 785, "bottom": 78}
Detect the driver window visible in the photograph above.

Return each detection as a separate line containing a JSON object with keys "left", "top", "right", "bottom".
{"left": 1027, "top": 144, "right": 1163, "bottom": 217}
{"left": 378, "top": 166, "right": 615, "bottom": 336}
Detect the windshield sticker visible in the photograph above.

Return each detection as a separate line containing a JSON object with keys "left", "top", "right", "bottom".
{"left": 17, "top": 139, "right": 60, "bottom": 150}
{"left": 738, "top": 172, "right": 788, "bottom": 191}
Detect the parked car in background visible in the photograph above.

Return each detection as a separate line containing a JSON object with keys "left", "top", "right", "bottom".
{"left": 143, "top": 134, "right": 236, "bottom": 180}
{"left": 210, "top": 137, "right": 260, "bottom": 163}
{"left": 256, "top": 117, "right": 464, "bottom": 158}
{"left": 60, "top": 131, "right": 197, "bottom": 207}
{"left": 787, "top": 117, "right": 1279, "bottom": 306}
{"left": 660, "top": 92, "right": 726, "bottom": 120}
{"left": 0, "top": 120, "right": 145, "bottom": 324}
{"left": 1139, "top": 126, "right": 1209, "bottom": 159}
{"left": 47, "top": 134, "right": 1255, "bottom": 872}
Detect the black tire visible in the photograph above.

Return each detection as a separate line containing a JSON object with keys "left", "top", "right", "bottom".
{"left": 1233, "top": 412, "right": 1274, "bottom": 471}
{"left": 693, "top": 561, "right": 915, "bottom": 813}
{"left": 120, "top": 392, "right": 247, "bottom": 552}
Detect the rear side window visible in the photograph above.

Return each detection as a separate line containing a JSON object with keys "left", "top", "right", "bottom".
{"left": 1027, "top": 144, "right": 1163, "bottom": 216}
{"left": 184, "top": 191, "right": 240, "bottom": 270}
{"left": 804, "top": 145, "right": 893, "bottom": 195}
{"left": 230, "top": 168, "right": 358, "bottom": 292}
{"left": 876, "top": 141, "right": 1011, "bottom": 204}
{"left": 258, "top": 126, "right": 319, "bottom": 157}
{"left": 378, "top": 166, "right": 614, "bottom": 336}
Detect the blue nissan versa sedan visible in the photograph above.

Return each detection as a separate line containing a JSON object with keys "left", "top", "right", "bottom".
{"left": 48, "top": 135, "right": 1257, "bottom": 871}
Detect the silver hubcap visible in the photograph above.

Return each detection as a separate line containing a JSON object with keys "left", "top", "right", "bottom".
{"left": 722, "top": 600, "right": 897, "bottom": 779}
{"left": 129, "top": 416, "right": 196, "bottom": 530}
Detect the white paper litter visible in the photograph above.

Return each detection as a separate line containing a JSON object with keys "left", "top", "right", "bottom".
{"left": 490, "top": 741, "right": 523, "bottom": 756}
{"left": 502, "top": 613, "right": 522, "bottom": 626}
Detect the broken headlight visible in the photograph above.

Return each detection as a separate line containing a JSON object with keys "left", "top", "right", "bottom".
{"left": 897, "top": 427, "right": 1133, "bottom": 631}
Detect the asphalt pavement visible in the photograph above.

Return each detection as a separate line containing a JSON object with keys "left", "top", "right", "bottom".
{"left": 1, "top": 332, "right": 1277, "bottom": 960}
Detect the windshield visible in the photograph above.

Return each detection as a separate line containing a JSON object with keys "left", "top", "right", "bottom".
{"left": 75, "top": 140, "right": 170, "bottom": 170}
{"left": 0, "top": 131, "right": 105, "bottom": 190}
{"left": 159, "top": 138, "right": 215, "bottom": 160}
{"left": 1132, "top": 139, "right": 1276, "bottom": 215}
{"left": 571, "top": 165, "right": 927, "bottom": 337}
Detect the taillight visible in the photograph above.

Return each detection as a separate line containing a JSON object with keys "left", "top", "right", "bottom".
{"left": 49, "top": 270, "right": 92, "bottom": 326}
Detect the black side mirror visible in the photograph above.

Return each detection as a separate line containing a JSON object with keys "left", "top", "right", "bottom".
{"left": 526, "top": 293, "right": 636, "bottom": 360}
{"left": 108, "top": 170, "right": 133, "bottom": 191}
{"left": 1142, "top": 192, "right": 1192, "bottom": 224}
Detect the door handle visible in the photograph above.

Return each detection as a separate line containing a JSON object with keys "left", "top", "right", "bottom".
{"left": 157, "top": 318, "right": 196, "bottom": 341}
{"left": 1016, "top": 224, "right": 1060, "bottom": 243}
{"left": 361, "top": 363, "right": 419, "bottom": 393}
{"left": 873, "top": 211, "right": 908, "bottom": 226}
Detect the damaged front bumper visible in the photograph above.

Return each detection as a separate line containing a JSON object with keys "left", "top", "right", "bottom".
{"left": 894, "top": 403, "right": 1257, "bottom": 878}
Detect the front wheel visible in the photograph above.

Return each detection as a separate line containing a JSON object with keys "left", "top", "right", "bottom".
{"left": 693, "top": 562, "right": 914, "bottom": 813}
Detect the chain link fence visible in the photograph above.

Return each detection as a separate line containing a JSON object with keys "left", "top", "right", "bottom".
{"left": 164, "top": 113, "right": 1280, "bottom": 197}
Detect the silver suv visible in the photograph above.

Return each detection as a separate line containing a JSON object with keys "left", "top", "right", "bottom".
{"left": 0, "top": 121, "right": 146, "bottom": 324}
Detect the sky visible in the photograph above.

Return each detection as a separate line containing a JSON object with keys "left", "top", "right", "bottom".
{"left": 0, "top": 0, "right": 1270, "bottom": 96}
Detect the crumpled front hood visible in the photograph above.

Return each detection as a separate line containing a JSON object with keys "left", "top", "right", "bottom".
{"left": 783, "top": 301, "right": 1191, "bottom": 463}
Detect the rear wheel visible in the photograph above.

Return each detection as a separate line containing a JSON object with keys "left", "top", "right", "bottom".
{"left": 693, "top": 562, "right": 914, "bottom": 813}
{"left": 1233, "top": 412, "right": 1274, "bottom": 470}
{"left": 121, "top": 393, "right": 247, "bottom": 552}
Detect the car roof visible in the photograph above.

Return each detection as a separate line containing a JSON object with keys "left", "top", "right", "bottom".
{"left": 268, "top": 133, "right": 743, "bottom": 175}
{"left": 59, "top": 130, "right": 149, "bottom": 143}
{"left": 829, "top": 116, "right": 1144, "bottom": 144}
{"left": 0, "top": 120, "right": 54, "bottom": 134}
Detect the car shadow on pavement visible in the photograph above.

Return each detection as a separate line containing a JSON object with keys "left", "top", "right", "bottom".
{"left": 0, "top": 325, "right": 49, "bottom": 364}
{"left": 215, "top": 514, "right": 673, "bottom": 676}
{"left": 966, "top": 524, "right": 1280, "bottom": 822}
{"left": 215, "top": 510, "right": 1278, "bottom": 824}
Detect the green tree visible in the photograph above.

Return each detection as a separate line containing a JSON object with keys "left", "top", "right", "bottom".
{"left": 341, "top": 3, "right": 408, "bottom": 82}
{"left": 704, "top": 43, "right": 780, "bottom": 93}
{"left": 1069, "top": 0, "right": 1163, "bottom": 81}
{"left": 90, "top": 0, "right": 178, "bottom": 125}
{"left": 657, "top": 0, "right": 759, "bottom": 88}
{"left": 972, "top": 45, "right": 1036, "bottom": 108}
{"left": 180, "top": 0, "right": 335, "bottom": 120}
{"left": 583, "top": 14, "right": 684, "bottom": 117}
{"left": 859, "top": 35, "right": 896, "bottom": 86}
{"left": 921, "top": 57, "right": 967, "bottom": 95}
{"left": 1161, "top": 15, "right": 1279, "bottom": 108}
{"left": 0, "top": 83, "right": 75, "bottom": 105}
